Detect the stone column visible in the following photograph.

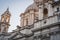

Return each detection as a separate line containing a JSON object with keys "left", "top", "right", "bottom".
{"left": 39, "top": 5, "right": 43, "bottom": 20}
{"left": 24, "top": 18, "right": 26, "bottom": 26}
{"left": 21, "top": 18, "right": 24, "bottom": 27}
{"left": 20, "top": 14, "right": 24, "bottom": 27}
{"left": 48, "top": 1, "right": 53, "bottom": 16}
{"left": 29, "top": 10, "right": 34, "bottom": 25}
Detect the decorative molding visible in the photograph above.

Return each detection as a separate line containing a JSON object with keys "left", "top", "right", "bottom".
{"left": 32, "top": 22, "right": 60, "bottom": 32}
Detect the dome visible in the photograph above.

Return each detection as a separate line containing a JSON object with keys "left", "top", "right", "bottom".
{"left": 25, "top": 3, "right": 39, "bottom": 13}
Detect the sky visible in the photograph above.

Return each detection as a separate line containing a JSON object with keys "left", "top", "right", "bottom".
{"left": 0, "top": 0, "right": 33, "bottom": 32}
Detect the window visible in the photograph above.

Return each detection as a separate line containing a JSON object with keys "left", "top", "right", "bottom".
{"left": 43, "top": 8, "right": 48, "bottom": 18}
{"left": 6, "top": 17, "right": 9, "bottom": 22}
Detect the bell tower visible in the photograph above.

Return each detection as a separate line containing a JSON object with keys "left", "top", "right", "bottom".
{"left": 0, "top": 8, "right": 11, "bottom": 33}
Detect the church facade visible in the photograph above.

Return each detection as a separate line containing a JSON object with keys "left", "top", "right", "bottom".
{"left": 0, "top": 0, "right": 60, "bottom": 40}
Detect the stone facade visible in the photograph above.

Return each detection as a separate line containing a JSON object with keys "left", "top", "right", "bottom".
{"left": 16, "top": 0, "right": 60, "bottom": 40}
{"left": 0, "top": 0, "right": 60, "bottom": 40}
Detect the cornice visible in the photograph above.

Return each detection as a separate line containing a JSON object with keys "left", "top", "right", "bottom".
{"left": 32, "top": 22, "right": 60, "bottom": 32}
{"left": 0, "top": 22, "right": 10, "bottom": 26}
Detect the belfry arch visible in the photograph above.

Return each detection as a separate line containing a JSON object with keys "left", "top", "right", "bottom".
{"left": 43, "top": 8, "right": 48, "bottom": 18}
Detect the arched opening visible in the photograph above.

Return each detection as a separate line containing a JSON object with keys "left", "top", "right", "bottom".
{"left": 6, "top": 17, "right": 9, "bottom": 22}
{"left": 43, "top": 8, "right": 48, "bottom": 18}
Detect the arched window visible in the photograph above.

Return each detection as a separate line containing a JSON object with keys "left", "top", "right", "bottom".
{"left": 43, "top": 8, "right": 48, "bottom": 18}
{"left": 6, "top": 17, "right": 9, "bottom": 22}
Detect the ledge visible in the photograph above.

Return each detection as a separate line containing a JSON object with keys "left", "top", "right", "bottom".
{"left": 32, "top": 22, "right": 60, "bottom": 32}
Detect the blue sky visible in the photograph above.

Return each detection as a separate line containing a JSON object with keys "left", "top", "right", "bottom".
{"left": 0, "top": 0, "right": 33, "bottom": 32}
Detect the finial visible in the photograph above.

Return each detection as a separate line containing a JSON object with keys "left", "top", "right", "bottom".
{"left": 7, "top": 7, "right": 9, "bottom": 11}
